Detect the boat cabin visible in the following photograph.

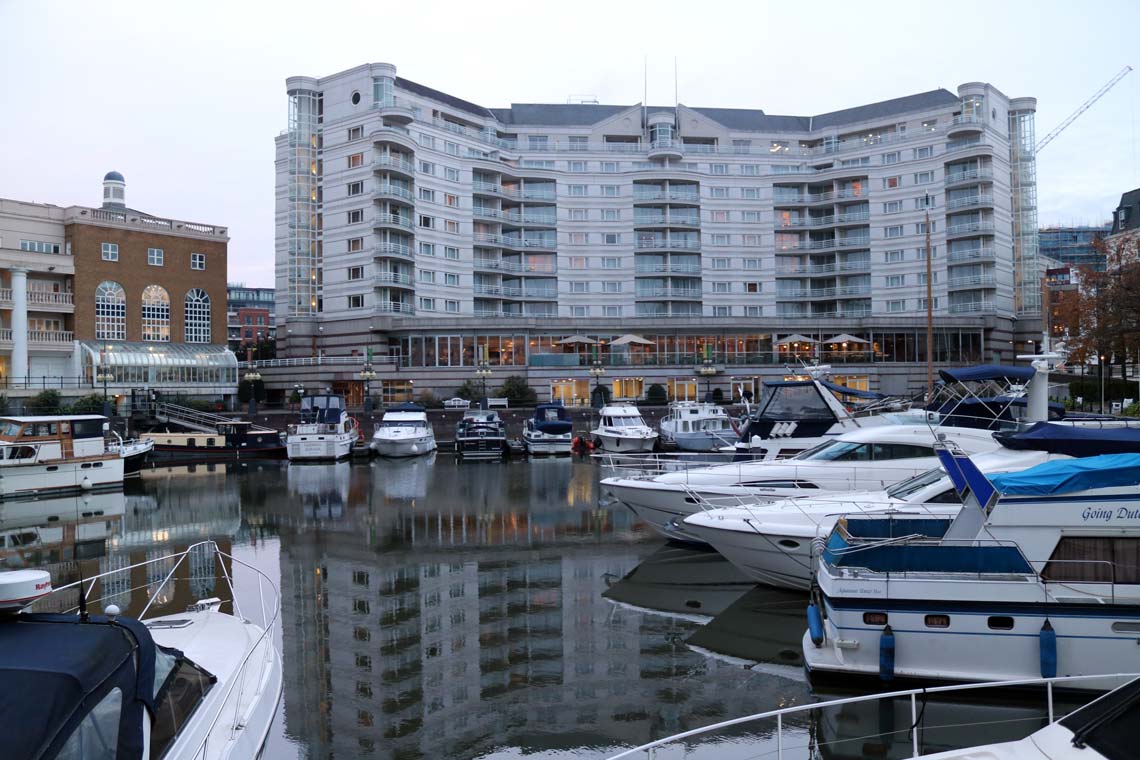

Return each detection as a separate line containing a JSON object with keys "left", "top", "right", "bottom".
{"left": 0, "top": 415, "right": 110, "bottom": 461}
{"left": 598, "top": 405, "right": 648, "bottom": 428}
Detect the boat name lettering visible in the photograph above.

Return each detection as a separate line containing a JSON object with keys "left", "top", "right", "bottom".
{"left": 1082, "top": 506, "right": 1140, "bottom": 522}
{"left": 836, "top": 586, "right": 884, "bottom": 596}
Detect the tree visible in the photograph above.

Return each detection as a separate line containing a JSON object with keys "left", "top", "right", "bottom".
{"left": 495, "top": 375, "right": 537, "bottom": 405}
{"left": 237, "top": 379, "right": 266, "bottom": 404}
{"left": 646, "top": 384, "right": 667, "bottom": 405}
{"left": 1061, "top": 235, "right": 1140, "bottom": 380}
{"left": 69, "top": 394, "right": 107, "bottom": 414}
{"left": 452, "top": 379, "right": 483, "bottom": 401}
{"left": 27, "top": 389, "right": 62, "bottom": 415}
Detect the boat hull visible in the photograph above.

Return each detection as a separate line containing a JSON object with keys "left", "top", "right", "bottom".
{"left": 457, "top": 437, "right": 508, "bottom": 460}
{"left": 681, "top": 519, "right": 819, "bottom": 590}
{"left": 149, "top": 444, "right": 287, "bottom": 463}
{"left": 594, "top": 432, "right": 657, "bottom": 453}
{"left": 287, "top": 433, "right": 356, "bottom": 461}
{"left": 671, "top": 431, "right": 733, "bottom": 452}
{"left": 523, "top": 434, "right": 572, "bottom": 455}
{"left": 0, "top": 457, "right": 124, "bottom": 499}
{"left": 371, "top": 434, "right": 437, "bottom": 458}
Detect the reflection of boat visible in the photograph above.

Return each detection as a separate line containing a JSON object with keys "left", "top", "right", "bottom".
{"left": 456, "top": 410, "right": 509, "bottom": 460}
{"left": 8, "top": 540, "right": 282, "bottom": 760}
{"left": 286, "top": 394, "right": 358, "bottom": 461}
{"left": 660, "top": 402, "right": 736, "bottom": 452}
{"left": 287, "top": 460, "right": 350, "bottom": 520}
{"left": 602, "top": 543, "right": 755, "bottom": 619}
{"left": 807, "top": 447, "right": 1140, "bottom": 688}
{"left": 523, "top": 402, "right": 574, "bottom": 455}
{"left": 0, "top": 415, "right": 125, "bottom": 498}
{"left": 375, "top": 452, "right": 436, "bottom": 499}
{"left": 604, "top": 425, "right": 999, "bottom": 543}
{"left": 371, "top": 403, "right": 437, "bottom": 458}
{"left": 0, "top": 492, "right": 127, "bottom": 568}
{"left": 592, "top": 404, "right": 658, "bottom": 453}
{"left": 685, "top": 585, "right": 807, "bottom": 668}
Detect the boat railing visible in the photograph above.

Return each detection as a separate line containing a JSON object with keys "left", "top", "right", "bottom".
{"left": 605, "top": 672, "right": 1140, "bottom": 760}
{"left": 30, "top": 540, "right": 281, "bottom": 759}
{"left": 597, "top": 451, "right": 745, "bottom": 478}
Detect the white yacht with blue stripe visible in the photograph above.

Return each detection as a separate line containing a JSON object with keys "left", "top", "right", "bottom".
{"left": 804, "top": 443, "right": 1140, "bottom": 689}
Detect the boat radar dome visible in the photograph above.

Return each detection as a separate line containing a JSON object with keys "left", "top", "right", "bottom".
{"left": 0, "top": 569, "right": 52, "bottom": 613}
{"left": 102, "top": 170, "right": 126, "bottom": 208}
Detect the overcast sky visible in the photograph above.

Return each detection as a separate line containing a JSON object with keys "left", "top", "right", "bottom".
{"left": 2, "top": 0, "right": 1137, "bottom": 287}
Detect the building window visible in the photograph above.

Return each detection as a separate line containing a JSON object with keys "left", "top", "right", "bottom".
{"left": 916, "top": 221, "right": 935, "bottom": 234}
{"left": 914, "top": 146, "right": 933, "bottom": 159}
{"left": 445, "top": 273, "right": 459, "bottom": 286}
{"left": 569, "top": 256, "right": 587, "bottom": 269}
{"left": 712, "top": 281, "right": 730, "bottom": 293}
{"left": 419, "top": 160, "right": 435, "bottom": 174}
{"left": 418, "top": 297, "right": 436, "bottom": 311}
{"left": 603, "top": 233, "right": 620, "bottom": 245}
{"left": 745, "top": 281, "right": 762, "bottom": 293}
{"left": 184, "top": 288, "right": 211, "bottom": 343}
{"left": 347, "top": 152, "right": 364, "bottom": 168}
{"left": 419, "top": 188, "right": 435, "bottom": 202}
{"left": 419, "top": 270, "right": 436, "bottom": 284}
{"left": 19, "top": 239, "right": 61, "bottom": 254}
{"left": 347, "top": 238, "right": 363, "bottom": 252}
{"left": 883, "top": 200, "right": 903, "bottom": 214}
{"left": 347, "top": 209, "right": 363, "bottom": 224}
{"left": 147, "top": 247, "right": 164, "bottom": 266}
{"left": 445, "top": 166, "right": 460, "bottom": 182}
{"left": 418, "top": 242, "right": 435, "bottom": 256}
{"left": 528, "top": 135, "right": 548, "bottom": 149}
{"left": 742, "top": 187, "right": 760, "bottom": 199}
{"left": 569, "top": 232, "right": 587, "bottom": 245}
{"left": 710, "top": 163, "right": 728, "bottom": 175}
{"left": 569, "top": 136, "right": 588, "bottom": 151}
{"left": 602, "top": 161, "right": 618, "bottom": 173}
{"left": 570, "top": 281, "right": 589, "bottom": 293}
{"left": 603, "top": 305, "right": 622, "bottom": 317}
{"left": 568, "top": 184, "right": 587, "bottom": 196}
{"left": 711, "top": 210, "right": 729, "bottom": 223}
{"left": 571, "top": 305, "right": 588, "bottom": 317}
{"left": 882, "top": 151, "right": 900, "bottom": 165}
{"left": 885, "top": 249, "right": 905, "bottom": 263}
{"left": 444, "top": 246, "right": 459, "bottom": 260}
{"left": 745, "top": 305, "right": 762, "bottom": 317}
{"left": 348, "top": 266, "right": 364, "bottom": 280}
{"left": 348, "top": 295, "right": 364, "bottom": 309}
{"left": 141, "top": 284, "right": 171, "bottom": 342}
{"left": 743, "top": 210, "right": 761, "bottom": 223}
{"left": 914, "top": 171, "right": 935, "bottom": 184}
{"left": 569, "top": 208, "right": 588, "bottom": 221}
{"left": 713, "top": 305, "right": 731, "bottom": 317}
{"left": 887, "top": 299, "right": 906, "bottom": 313}
{"left": 886, "top": 274, "right": 905, "bottom": 288}
{"left": 743, "top": 234, "right": 761, "bottom": 247}
{"left": 601, "top": 185, "right": 619, "bottom": 197}
{"left": 348, "top": 126, "right": 363, "bottom": 140}
{"left": 101, "top": 242, "right": 118, "bottom": 261}
{"left": 744, "top": 258, "right": 760, "bottom": 270}
{"left": 445, "top": 220, "right": 459, "bottom": 234}
{"left": 445, "top": 193, "right": 459, "bottom": 207}
{"left": 602, "top": 281, "right": 621, "bottom": 293}
{"left": 191, "top": 252, "right": 206, "bottom": 270}
{"left": 922, "top": 119, "right": 937, "bottom": 132}
{"left": 446, "top": 299, "right": 460, "bottom": 313}
{"left": 569, "top": 160, "right": 587, "bottom": 172}
{"left": 444, "top": 141, "right": 460, "bottom": 156}
{"left": 883, "top": 176, "right": 900, "bottom": 190}
{"left": 741, "top": 164, "right": 760, "bottom": 176}
{"left": 885, "top": 225, "right": 904, "bottom": 238}
{"left": 712, "top": 257, "right": 729, "bottom": 269}
{"left": 418, "top": 215, "right": 434, "bottom": 228}
{"left": 711, "top": 234, "right": 729, "bottom": 246}
{"left": 602, "top": 257, "right": 619, "bottom": 269}
{"left": 95, "top": 281, "right": 126, "bottom": 340}
{"left": 602, "top": 209, "right": 619, "bottom": 221}
{"left": 710, "top": 186, "right": 728, "bottom": 199}
{"left": 347, "top": 181, "right": 363, "bottom": 196}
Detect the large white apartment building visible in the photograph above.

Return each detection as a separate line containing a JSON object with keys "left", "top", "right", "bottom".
{"left": 273, "top": 63, "right": 1040, "bottom": 401}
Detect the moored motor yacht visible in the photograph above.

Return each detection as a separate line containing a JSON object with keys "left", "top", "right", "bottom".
{"left": 603, "top": 424, "right": 1001, "bottom": 543}
{"left": 371, "top": 403, "right": 437, "bottom": 457}
{"left": 523, "top": 402, "right": 574, "bottom": 455}
{"left": 107, "top": 434, "right": 154, "bottom": 476}
{"left": 659, "top": 401, "right": 737, "bottom": 452}
{"left": 455, "top": 409, "right": 510, "bottom": 460}
{"left": 804, "top": 446, "right": 1140, "bottom": 688}
{"left": 2, "top": 540, "right": 282, "bottom": 760}
{"left": 0, "top": 415, "right": 124, "bottom": 498}
{"left": 286, "top": 393, "right": 359, "bottom": 461}
{"left": 592, "top": 404, "right": 658, "bottom": 453}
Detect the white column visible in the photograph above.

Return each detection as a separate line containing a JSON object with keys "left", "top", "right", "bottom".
{"left": 10, "top": 268, "right": 28, "bottom": 383}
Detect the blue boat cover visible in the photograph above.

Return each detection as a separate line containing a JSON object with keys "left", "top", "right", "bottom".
{"left": 989, "top": 453, "right": 1140, "bottom": 496}
{"left": 761, "top": 379, "right": 815, "bottom": 388}
{"left": 938, "top": 365, "right": 1036, "bottom": 384}
{"left": 389, "top": 402, "right": 426, "bottom": 413}
{"left": 995, "top": 422, "right": 1140, "bottom": 457}
{"left": 819, "top": 379, "right": 886, "bottom": 400}
{"left": 0, "top": 613, "right": 161, "bottom": 760}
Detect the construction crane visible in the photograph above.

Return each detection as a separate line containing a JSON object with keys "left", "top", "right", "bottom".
{"left": 1035, "top": 65, "right": 1132, "bottom": 153}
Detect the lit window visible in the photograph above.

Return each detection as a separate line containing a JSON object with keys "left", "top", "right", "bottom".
{"left": 347, "top": 153, "right": 364, "bottom": 168}
{"left": 141, "top": 284, "right": 171, "bottom": 341}
{"left": 95, "top": 281, "right": 126, "bottom": 340}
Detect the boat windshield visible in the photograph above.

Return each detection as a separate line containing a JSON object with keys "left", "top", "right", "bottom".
{"left": 380, "top": 420, "right": 426, "bottom": 429}
{"left": 606, "top": 416, "right": 645, "bottom": 428}
{"left": 0, "top": 421, "right": 21, "bottom": 436}
{"left": 886, "top": 467, "right": 947, "bottom": 499}
{"left": 793, "top": 440, "right": 870, "bottom": 462}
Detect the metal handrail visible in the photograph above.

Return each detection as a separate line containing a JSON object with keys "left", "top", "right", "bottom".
{"left": 606, "top": 673, "right": 1140, "bottom": 759}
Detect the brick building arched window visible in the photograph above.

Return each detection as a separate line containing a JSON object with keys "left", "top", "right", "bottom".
{"left": 141, "top": 284, "right": 170, "bottom": 342}
{"left": 95, "top": 281, "right": 126, "bottom": 340}
{"left": 184, "top": 288, "right": 211, "bottom": 343}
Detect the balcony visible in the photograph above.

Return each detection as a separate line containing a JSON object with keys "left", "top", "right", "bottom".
{"left": 474, "top": 284, "right": 522, "bottom": 298}
{"left": 635, "top": 288, "right": 703, "bottom": 300}
{"left": 944, "top": 168, "right": 994, "bottom": 187}
{"left": 633, "top": 189, "right": 700, "bottom": 205}
{"left": 946, "top": 221, "right": 996, "bottom": 238}
{"left": 0, "top": 290, "right": 75, "bottom": 309}
{"left": 779, "top": 237, "right": 871, "bottom": 252}
{"left": 948, "top": 114, "right": 985, "bottom": 137}
{"left": 473, "top": 258, "right": 557, "bottom": 274}
{"left": 501, "top": 186, "right": 556, "bottom": 202}
{"left": 375, "top": 242, "right": 414, "bottom": 259}
{"left": 374, "top": 213, "right": 414, "bottom": 231}
{"left": 374, "top": 155, "right": 415, "bottom": 176}
{"left": 777, "top": 285, "right": 872, "bottom": 299}
{"left": 373, "top": 184, "right": 414, "bottom": 203}
{"left": 633, "top": 213, "right": 701, "bottom": 228}
{"left": 473, "top": 181, "right": 503, "bottom": 195}
{"left": 946, "top": 194, "right": 995, "bottom": 211}
{"left": 947, "top": 246, "right": 997, "bottom": 263}
{"left": 947, "top": 275, "right": 997, "bottom": 290}
{"left": 772, "top": 188, "right": 869, "bottom": 205}
{"left": 375, "top": 302, "right": 416, "bottom": 315}
{"left": 371, "top": 126, "right": 417, "bottom": 151}
{"left": 502, "top": 236, "right": 556, "bottom": 251}
{"left": 945, "top": 137, "right": 991, "bottom": 155}
{"left": 648, "top": 139, "right": 683, "bottom": 161}
{"left": 776, "top": 259, "right": 871, "bottom": 275}
{"left": 948, "top": 301, "right": 996, "bottom": 314}
{"left": 502, "top": 210, "right": 557, "bottom": 227}
{"left": 635, "top": 263, "right": 703, "bottom": 275}
{"left": 0, "top": 329, "right": 75, "bottom": 345}
{"left": 374, "top": 96, "right": 415, "bottom": 124}
{"left": 375, "top": 271, "right": 414, "bottom": 287}
{"left": 634, "top": 238, "right": 701, "bottom": 251}
{"left": 473, "top": 309, "right": 529, "bottom": 318}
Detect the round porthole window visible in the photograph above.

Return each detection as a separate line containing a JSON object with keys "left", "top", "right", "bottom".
{"left": 351, "top": 91, "right": 361, "bottom": 106}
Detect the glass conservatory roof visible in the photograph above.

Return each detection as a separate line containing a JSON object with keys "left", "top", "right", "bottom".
{"left": 78, "top": 341, "right": 237, "bottom": 369}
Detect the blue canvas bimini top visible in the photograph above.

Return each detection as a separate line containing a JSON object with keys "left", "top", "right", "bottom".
{"left": 938, "top": 365, "right": 1036, "bottom": 384}
{"left": 989, "top": 453, "right": 1140, "bottom": 496}
{"left": 819, "top": 379, "right": 885, "bottom": 400}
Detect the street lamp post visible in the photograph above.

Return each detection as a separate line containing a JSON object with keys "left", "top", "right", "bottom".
{"left": 358, "top": 362, "right": 378, "bottom": 414}
{"left": 475, "top": 360, "right": 492, "bottom": 408}
{"left": 96, "top": 345, "right": 114, "bottom": 418}
{"left": 1100, "top": 354, "right": 1107, "bottom": 414}
{"left": 697, "top": 358, "right": 718, "bottom": 401}
{"left": 588, "top": 359, "right": 606, "bottom": 407}
{"left": 243, "top": 341, "right": 262, "bottom": 417}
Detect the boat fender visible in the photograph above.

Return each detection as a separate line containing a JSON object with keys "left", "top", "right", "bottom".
{"left": 878, "top": 625, "right": 896, "bottom": 682}
{"left": 80, "top": 476, "right": 92, "bottom": 491}
{"left": 807, "top": 602, "right": 824, "bottom": 647}
{"left": 1040, "top": 619, "right": 1057, "bottom": 679}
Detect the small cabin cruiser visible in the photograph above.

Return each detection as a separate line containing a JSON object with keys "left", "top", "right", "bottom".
{"left": 0, "top": 415, "right": 124, "bottom": 498}
{"left": 106, "top": 435, "right": 154, "bottom": 476}
{"left": 805, "top": 447, "right": 1140, "bottom": 688}
{"left": 592, "top": 405, "right": 658, "bottom": 453}
{"left": 371, "top": 403, "right": 437, "bottom": 458}
{"left": 1, "top": 540, "right": 282, "bottom": 760}
{"left": 523, "top": 402, "right": 573, "bottom": 455}
{"left": 456, "top": 409, "right": 509, "bottom": 460}
{"left": 659, "top": 402, "right": 736, "bottom": 452}
{"left": 287, "top": 394, "right": 359, "bottom": 461}
{"left": 602, "top": 424, "right": 1000, "bottom": 543}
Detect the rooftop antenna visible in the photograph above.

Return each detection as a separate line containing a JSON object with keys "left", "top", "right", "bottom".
{"left": 643, "top": 55, "right": 648, "bottom": 128}
{"left": 674, "top": 57, "right": 679, "bottom": 110}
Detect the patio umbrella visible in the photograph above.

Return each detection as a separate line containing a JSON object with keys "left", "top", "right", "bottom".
{"left": 556, "top": 335, "right": 597, "bottom": 345}
{"left": 610, "top": 334, "right": 655, "bottom": 346}
{"left": 777, "top": 334, "right": 817, "bottom": 345}
{"left": 823, "top": 333, "right": 869, "bottom": 345}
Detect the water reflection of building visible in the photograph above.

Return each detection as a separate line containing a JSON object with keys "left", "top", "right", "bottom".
{"left": 278, "top": 531, "right": 801, "bottom": 758}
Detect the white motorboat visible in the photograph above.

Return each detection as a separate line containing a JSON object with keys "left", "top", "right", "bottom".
{"left": 682, "top": 449, "right": 1063, "bottom": 590}
{"left": 286, "top": 393, "right": 359, "bottom": 461}
{"left": 659, "top": 401, "right": 737, "bottom": 452}
{"left": 4, "top": 540, "right": 282, "bottom": 760}
{"left": 107, "top": 434, "right": 153, "bottom": 476}
{"left": 592, "top": 404, "right": 658, "bottom": 453}
{"left": 371, "top": 403, "right": 437, "bottom": 457}
{"left": 0, "top": 415, "right": 125, "bottom": 498}
{"left": 603, "top": 424, "right": 1001, "bottom": 543}
{"left": 523, "top": 402, "right": 574, "bottom": 455}
{"left": 805, "top": 447, "right": 1140, "bottom": 688}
